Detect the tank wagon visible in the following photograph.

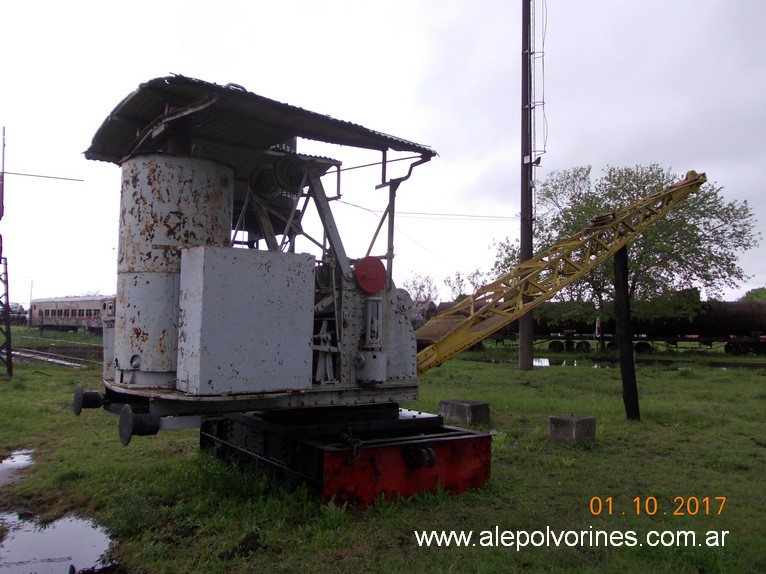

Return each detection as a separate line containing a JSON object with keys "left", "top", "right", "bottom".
{"left": 617, "top": 300, "right": 766, "bottom": 354}
{"left": 29, "top": 295, "right": 116, "bottom": 333}
{"left": 454, "top": 299, "right": 766, "bottom": 354}
{"left": 73, "top": 76, "right": 490, "bottom": 505}
{"left": 5, "top": 306, "right": 28, "bottom": 326}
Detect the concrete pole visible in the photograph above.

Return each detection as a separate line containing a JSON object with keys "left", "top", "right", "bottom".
{"left": 519, "top": 0, "right": 534, "bottom": 371}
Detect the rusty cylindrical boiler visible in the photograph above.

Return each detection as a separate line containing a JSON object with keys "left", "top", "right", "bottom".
{"left": 114, "top": 154, "right": 233, "bottom": 389}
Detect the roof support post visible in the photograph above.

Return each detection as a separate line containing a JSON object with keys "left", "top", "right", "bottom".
{"left": 385, "top": 180, "right": 401, "bottom": 290}
{"left": 308, "top": 173, "right": 352, "bottom": 278}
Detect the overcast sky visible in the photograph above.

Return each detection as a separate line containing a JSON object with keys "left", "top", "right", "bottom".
{"left": 1, "top": 0, "right": 764, "bottom": 304}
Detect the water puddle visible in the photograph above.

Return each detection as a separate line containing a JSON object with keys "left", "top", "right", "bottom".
{"left": 0, "top": 512, "right": 112, "bottom": 572}
{"left": 534, "top": 358, "right": 588, "bottom": 367}
{"left": 484, "top": 357, "right": 595, "bottom": 367}
{"left": 0, "top": 451, "right": 115, "bottom": 572}
{"left": 1, "top": 452, "right": 33, "bottom": 468}
{"left": 0, "top": 450, "right": 34, "bottom": 488}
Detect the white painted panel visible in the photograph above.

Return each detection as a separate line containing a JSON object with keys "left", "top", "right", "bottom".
{"left": 177, "top": 246, "right": 315, "bottom": 395}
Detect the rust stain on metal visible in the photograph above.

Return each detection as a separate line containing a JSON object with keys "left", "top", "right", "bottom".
{"left": 114, "top": 155, "right": 234, "bottom": 386}
{"left": 131, "top": 327, "right": 149, "bottom": 343}
{"left": 158, "top": 329, "right": 168, "bottom": 355}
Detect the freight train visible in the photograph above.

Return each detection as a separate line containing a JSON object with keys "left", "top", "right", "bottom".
{"left": 417, "top": 299, "right": 766, "bottom": 355}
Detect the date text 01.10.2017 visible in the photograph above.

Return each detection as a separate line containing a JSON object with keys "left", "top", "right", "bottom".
{"left": 589, "top": 496, "right": 727, "bottom": 517}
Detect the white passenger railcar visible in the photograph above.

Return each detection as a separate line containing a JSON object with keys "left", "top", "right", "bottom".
{"left": 29, "top": 296, "right": 116, "bottom": 333}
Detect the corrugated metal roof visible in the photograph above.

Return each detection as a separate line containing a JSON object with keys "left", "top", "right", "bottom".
{"left": 85, "top": 75, "right": 436, "bottom": 174}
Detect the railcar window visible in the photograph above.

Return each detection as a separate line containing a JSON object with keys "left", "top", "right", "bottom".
{"left": 44, "top": 310, "right": 50, "bottom": 317}
{"left": 38, "top": 310, "right": 43, "bottom": 317}
{"left": 86, "top": 309, "right": 93, "bottom": 317}
{"left": 64, "top": 309, "right": 70, "bottom": 317}
{"left": 78, "top": 309, "right": 85, "bottom": 317}
{"left": 94, "top": 309, "right": 101, "bottom": 316}
{"left": 57, "top": 310, "right": 63, "bottom": 317}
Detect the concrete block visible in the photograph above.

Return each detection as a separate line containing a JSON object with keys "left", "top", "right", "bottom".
{"left": 439, "top": 400, "right": 490, "bottom": 426}
{"left": 549, "top": 414, "right": 596, "bottom": 443}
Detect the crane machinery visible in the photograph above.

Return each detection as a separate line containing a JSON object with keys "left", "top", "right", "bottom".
{"left": 73, "top": 75, "right": 706, "bottom": 506}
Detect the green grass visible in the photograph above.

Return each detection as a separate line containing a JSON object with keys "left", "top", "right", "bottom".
{"left": 1, "top": 353, "right": 764, "bottom": 573}
{"left": 11, "top": 325, "right": 102, "bottom": 345}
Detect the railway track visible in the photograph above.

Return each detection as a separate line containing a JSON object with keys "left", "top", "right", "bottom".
{"left": 12, "top": 348, "right": 98, "bottom": 367}
{"left": 591, "top": 357, "right": 766, "bottom": 370}
{"left": 12, "top": 345, "right": 766, "bottom": 371}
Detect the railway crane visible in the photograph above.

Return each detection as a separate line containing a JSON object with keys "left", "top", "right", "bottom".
{"left": 73, "top": 75, "right": 706, "bottom": 505}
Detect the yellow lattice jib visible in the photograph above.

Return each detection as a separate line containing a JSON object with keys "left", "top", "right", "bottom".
{"left": 415, "top": 170, "right": 707, "bottom": 375}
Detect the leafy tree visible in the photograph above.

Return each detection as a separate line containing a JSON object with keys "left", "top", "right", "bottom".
{"left": 490, "top": 237, "right": 520, "bottom": 279}
{"left": 402, "top": 273, "right": 438, "bottom": 303}
{"left": 443, "top": 269, "right": 490, "bottom": 300}
{"left": 740, "top": 287, "right": 766, "bottom": 302}
{"left": 443, "top": 272, "right": 467, "bottom": 300}
{"left": 492, "top": 164, "right": 759, "bottom": 320}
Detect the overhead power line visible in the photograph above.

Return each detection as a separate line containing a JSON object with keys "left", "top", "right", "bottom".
{"left": 337, "top": 200, "right": 518, "bottom": 221}
{"left": 3, "top": 171, "right": 84, "bottom": 182}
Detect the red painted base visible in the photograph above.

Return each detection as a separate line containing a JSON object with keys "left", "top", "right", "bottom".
{"left": 200, "top": 405, "right": 492, "bottom": 507}
{"left": 321, "top": 430, "right": 492, "bottom": 506}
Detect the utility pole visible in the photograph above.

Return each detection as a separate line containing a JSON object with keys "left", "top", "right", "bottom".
{"left": 0, "top": 129, "right": 82, "bottom": 376}
{"left": 519, "top": 0, "right": 534, "bottom": 371}
{"left": 1, "top": 127, "right": 12, "bottom": 375}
